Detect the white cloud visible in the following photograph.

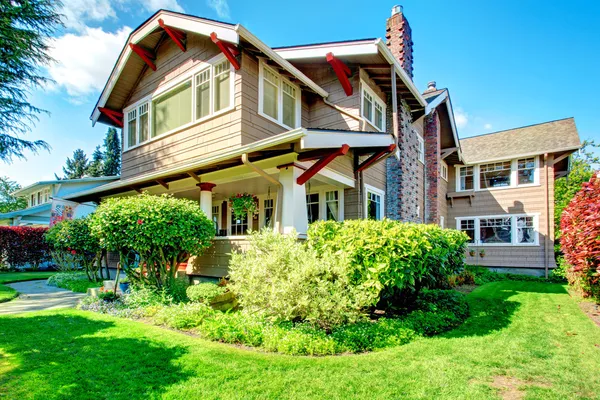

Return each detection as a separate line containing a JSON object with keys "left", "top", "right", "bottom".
{"left": 47, "top": 26, "right": 132, "bottom": 102}
{"left": 207, "top": 0, "right": 230, "bottom": 19}
{"left": 484, "top": 123, "right": 493, "bottom": 130}
{"left": 454, "top": 107, "right": 469, "bottom": 129}
{"left": 143, "top": 0, "right": 184, "bottom": 13}
{"left": 61, "top": 0, "right": 117, "bottom": 31}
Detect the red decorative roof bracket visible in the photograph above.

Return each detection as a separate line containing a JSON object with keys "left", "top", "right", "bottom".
{"left": 98, "top": 107, "right": 124, "bottom": 128}
{"left": 297, "top": 144, "right": 350, "bottom": 185}
{"left": 210, "top": 32, "right": 240, "bottom": 70}
{"left": 356, "top": 144, "right": 396, "bottom": 174}
{"left": 129, "top": 43, "right": 156, "bottom": 71}
{"left": 158, "top": 19, "right": 186, "bottom": 52}
{"left": 326, "top": 52, "right": 352, "bottom": 96}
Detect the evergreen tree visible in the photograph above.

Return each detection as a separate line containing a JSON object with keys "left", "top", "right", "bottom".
{"left": 86, "top": 145, "right": 105, "bottom": 177}
{"left": 103, "top": 128, "right": 121, "bottom": 176}
{"left": 62, "top": 149, "right": 89, "bottom": 179}
{"left": 0, "top": 0, "right": 62, "bottom": 163}
{"left": 0, "top": 177, "right": 27, "bottom": 213}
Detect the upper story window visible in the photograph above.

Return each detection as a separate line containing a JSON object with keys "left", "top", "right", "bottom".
{"left": 417, "top": 134, "right": 425, "bottom": 163}
{"left": 457, "top": 214, "right": 539, "bottom": 246}
{"left": 123, "top": 55, "right": 235, "bottom": 150}
{"left": 441, "top": 161, "right": 448, "bottom": 181}
{"left": 361, "top": 82, "right": 386, "bottom": 132}
{"left": 259, "top": 61, "right": 301, "bottom": 130}
{"left": 456, "top": 156, "right": 539, "bottom": 192}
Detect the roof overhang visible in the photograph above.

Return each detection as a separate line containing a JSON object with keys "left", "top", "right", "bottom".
{"left": 11, "top": 176, "right": 119, "bottom": 197}
{"left": 0, "top": 203, "right": 52, "bottom": 219}
{"left": 91, "top": 11, "right": 328, "bottom": 126}
{"left": 424, "top": 90, "right": 463, "bottom": 163}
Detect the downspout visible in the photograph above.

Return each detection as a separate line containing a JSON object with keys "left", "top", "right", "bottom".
{"left": 544, "top": 153, "right": 550, "bottom": 279}
{"left": 241, "top": 154, "right": 283, "bottom": 234}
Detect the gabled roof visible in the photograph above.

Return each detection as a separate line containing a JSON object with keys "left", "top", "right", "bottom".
{"left": 12, "top": 176, "right": 119, "bottom": 196}
{"left": 459, "top": 118, "right": 581, "bottom": 164}
{"left": 422, "top": 87, "right": 461, "bottom": 161}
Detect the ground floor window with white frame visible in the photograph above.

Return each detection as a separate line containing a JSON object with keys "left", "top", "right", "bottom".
{"left": 364, "top": 184, "right": 385, "bottom": 220}
{"left": 456, "top": 214, "right": 539, "bottom": 246}
{"left": 306, "top": 186, "right": 344, "bottom": 224}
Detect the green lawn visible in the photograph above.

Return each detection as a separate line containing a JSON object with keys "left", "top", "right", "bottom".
{"left": 0, "top": 272, "right": 56, "bottom": 303}
{"left": 0, "top": 281, "right": 599, "bottom": 399}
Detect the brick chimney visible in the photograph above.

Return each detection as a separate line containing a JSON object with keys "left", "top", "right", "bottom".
{"left": 386, "top": 5, "right": 414, "bottom": 79}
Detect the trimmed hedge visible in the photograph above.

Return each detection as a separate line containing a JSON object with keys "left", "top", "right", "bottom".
{"left": 0, "top": 226, "right": 50, "bottom": 270}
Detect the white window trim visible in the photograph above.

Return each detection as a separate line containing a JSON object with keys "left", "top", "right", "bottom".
{"left": 258, "top": 60, "right": 302, "bottom": 130}
{"left": 364, "top": 184, "right": 385, "bottom": 220}
{"left": 441, "top": 161, "right": 448, "bottom": 181}
{"left": 455, "top": 156, "right": 540, "bottom": 192}
{"left": 123, "top": 53, "right": 236, "bottom": 152}
{"left": 440, "top": 215, "right": 445, "bottom": 228}
{"left": 455, "top": 213, "right": 540, "bottom": 247}
{"left": 222, "top": 193, "right": 281, "bottom": 236}
{"left": 306, "top": 186, "right": 345, "bottom": 223}
{"left": 360, "top": 80, "right": 387, "bottom": 132}
{"left": 417, "top": 133, "right": 425, "bottom": 164}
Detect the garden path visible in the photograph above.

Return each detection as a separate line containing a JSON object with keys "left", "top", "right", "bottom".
{"left": 0, "top": 280, "right": 85, "bottom": 315}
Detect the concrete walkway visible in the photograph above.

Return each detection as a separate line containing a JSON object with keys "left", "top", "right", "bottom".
{"left": 0, "top": 280, "right": 85, "bottom": 315}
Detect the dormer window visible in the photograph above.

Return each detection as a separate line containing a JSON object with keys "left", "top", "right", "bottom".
{"left": 361, "top": 82, "right": 386, "bottom": 132}
{"left": 258, "top": 61, "right": 301, "bottom": 129}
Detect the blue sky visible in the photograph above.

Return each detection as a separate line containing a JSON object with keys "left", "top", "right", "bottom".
{"left": 2, "top": 0, "right": 599, "bottom": 185}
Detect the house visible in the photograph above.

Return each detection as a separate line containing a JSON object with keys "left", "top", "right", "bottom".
{"left": 64, "top": 6, "right": 578, "bottom": 279}
{"left": 0, "top": 177, "right": 119, "bottom": 226}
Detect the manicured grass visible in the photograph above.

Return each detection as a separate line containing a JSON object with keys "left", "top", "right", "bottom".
{"left": 0, "top": 285, "right": 18, "bottom": 303}
{"left": 0, "top": 281, "right": 599, "bottom": 399}
{"left": 0, "top": 272, "right": 56, "bottom": 303}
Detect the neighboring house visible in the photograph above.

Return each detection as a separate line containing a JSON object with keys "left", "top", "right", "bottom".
{"left": 0, "top": 177, "right": 119, "bottom": 226}
{"left": 64, "top": 6, "right": 578, "bottom": 279}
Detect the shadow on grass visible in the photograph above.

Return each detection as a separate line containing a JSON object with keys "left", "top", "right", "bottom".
{"left": 446, "top": 281, "right": 568, "bottom": 338}
{"left": 0, "top": 313, "right": 191, "bottom": 399}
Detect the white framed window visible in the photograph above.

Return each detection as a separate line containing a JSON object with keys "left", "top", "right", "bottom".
{"left": 517, "top": 157, "right": 537, "bottom": 185}
{"left": 123, "top": 54, "right": 236, "bottom": 151}
{"left": 417, "top": 134, "right": 425, "bottom": 164}
{"left": 306, "top": 187, "right": 344, "bottom": 225}
{"left": 230, "top": 209, "right": 249, "bottom": 236}
{"left": 455, "top": 156, "right": 540, "bottom": 192}
{"left": 258, "top": 61, "right": 301, "bottom": 129}
{"left": 211, "top": 204, "right": 221, "bottom": 231}
{"left": 458, "top": 166, "right": 474, "bottom": 191}
{"left": 440, "top": 215, "right": 445, "bottom": 228}
{"left": 364, "top": 184, "right": 385, "bottom": 220}
{"left": 456, "top": 214, "right": 539, "bottom": 246}
{"left": 263, "top": 198, "right": 274, "bottom": 228}
{"left": 441, "top": 161, "right": 448, "bottom": 181}
{"left": 325, "top": 190, "right": 340, "bottom": 221}
{"left": 361, "top": 82, "right": 386, "bottom": 132}
{"left": 480, "top": 161, "right": 512, "bottom": 189}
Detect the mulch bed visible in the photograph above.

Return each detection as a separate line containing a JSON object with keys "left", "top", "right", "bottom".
{"left": 579, "top": 301, "right": 600, "bottom": 327}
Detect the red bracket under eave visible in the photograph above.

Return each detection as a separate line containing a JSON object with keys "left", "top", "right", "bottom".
{"left": 297, "top": 144, "right": 350, "bottom": 186}
{"left": 129, "top": 43, "right": 156, "bottom": 71}
{"left": 326, "top": 52, "right": 352, "bottom": 96}
{"left": 98, "top": 107, "right": 124, "bottom": 128}
{"left": 158, "top": 19, "right": 186, "bottom": 52}
{"left": 210, "top": 32, "right": 240, "bottom": 70}
{"left": 355, "top": 144, "right": 397, "bottom": 174}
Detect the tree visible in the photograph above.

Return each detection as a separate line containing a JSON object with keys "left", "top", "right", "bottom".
{"left": 103, "top": 128, "right": 121, "bottom": 176}
{"left": 0, "top": 0, "right": 62, "bottom": 163}
{"left": 86, "top": 145, "right": 104, "bottom": 177}
{"left": 0, "top": 177, "right": 27, "bottom": 213}
{"left": 555, "top": 140, "right": 600, "bottom": 239}
{"left": 62, "top": 149, "right": 89, "bottom": 179}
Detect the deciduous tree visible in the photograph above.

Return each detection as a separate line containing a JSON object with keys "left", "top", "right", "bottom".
{"left": 0, "top": 177, "right": 27, "bottom": 213}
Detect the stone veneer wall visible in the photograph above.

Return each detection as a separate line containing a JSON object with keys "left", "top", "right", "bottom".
{"left": 424, "top": 110, "right": 441, "bottom": 224}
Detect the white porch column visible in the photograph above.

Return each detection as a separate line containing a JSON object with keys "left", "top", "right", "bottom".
{"left": 277, "top": 163, "right": 308, "bottom": 236}
{"left": 197, "top": 182, "right": 216, "bottom": 219}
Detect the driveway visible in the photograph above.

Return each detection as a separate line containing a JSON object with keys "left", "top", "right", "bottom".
{"left": 0, "top": 280, "right": 85, "bottom": 315}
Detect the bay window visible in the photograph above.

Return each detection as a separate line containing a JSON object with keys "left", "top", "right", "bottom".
{"left": 456, "top": 156, "right": 539, "bottom": 192}
{"left": 361, "top": 82, "right": 386, "bottom": 132}
{"left": 457, "top": 214, "right": 538, "bottom": 246}
{"left": 259, "top": 61, "right": 300, "bottom": 129}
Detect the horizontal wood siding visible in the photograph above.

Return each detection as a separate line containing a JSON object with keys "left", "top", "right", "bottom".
{"left": 186, "top": 238, "right": 251, "bottom": 278}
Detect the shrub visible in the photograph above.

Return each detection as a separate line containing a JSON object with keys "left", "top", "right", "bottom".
{"left": 122, "top": 285, "right": 174, "bottom": 308}
{"left": 154, "top": 302, "right": 213, "bottom": 330}
{"left": 307, "top": 219, "right": 469, "bottom": 305}
{"left": 228, "top": 229, "right": 374, "bottom": 329}
{"left": 45, "top": 217, "right": 105, "bottom": 281}
{"left": 560, "top": 173, "right": 600, "bottom": 301}
{"left": 98, "top": 290, "right": 118, "bottom": 302}
{"left": 89, "top": 194, "right": 214, "bottom": 293}
{"left": 47, "top": 272, "right": 100, "bottom": 293}
{"left": 0, "top": 226, "right": 50, "bottom": 269}
{"left": 186, "top": 282, "right": 226, "bottom": 304}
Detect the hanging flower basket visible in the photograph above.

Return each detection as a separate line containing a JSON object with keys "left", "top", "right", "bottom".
{"left": 228, "top": 193, "right": 259, "bottom": 220}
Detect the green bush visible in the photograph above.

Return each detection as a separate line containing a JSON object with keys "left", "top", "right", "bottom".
{"left": 307, "top": 219, "right": 469, "bottom": 305}
{"left": 122, "top": 285, "right": 173, "bottom": 308}
{"left": 89, "top": 193, "right": 215, "bottom": 292}
{"left": 228, "top": 229, "right": 374, "bottom": 329}
{"left": 186, "top": 283, "right": 226, "bottom": 304}
{"left": 47, "top": 272, "right": 101, "bottom": 293}
{"left": 154, "top": 302, "right": 213, "bottom": 330}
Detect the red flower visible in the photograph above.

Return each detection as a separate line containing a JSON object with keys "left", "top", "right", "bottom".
{"left": 137, "top": 219, "right": 143, "bottom": 225}
{"left": 71, "top": 250, "right": 77, "bottom": 255}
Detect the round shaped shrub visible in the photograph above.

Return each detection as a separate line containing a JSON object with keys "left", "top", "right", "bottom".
{"left": 186, "top": 282, "right": 226, "bottom": 304}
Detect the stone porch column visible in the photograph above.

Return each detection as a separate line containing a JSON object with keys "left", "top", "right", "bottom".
{"left": 197, "top": 182, "right": 216, "bottom": 219}
{"left": 277, "top": 163, "right": 308, "bottom": 236}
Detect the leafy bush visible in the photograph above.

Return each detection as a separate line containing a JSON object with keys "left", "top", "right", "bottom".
{"left": 228, "top": 229, "right": 374, "bottom": 329}
{"left": 154, "top": 302, "right": 213, "bottom": 330}
{"left": 98, "top": 290, "right": 118, "bottom": 302}
{"left": 0, "top": 227, "right": 50, "bottom": 269}
{"left": 47, "top": 272, "right": 100, "bottom": 293}
{"left": 46, "top": 217, "right": 105, "bottom": 281}
{"left": 89, "top": 194, "right": 214, "bottom": 292}
{"left": 307, "top": 219, "right": 469, "bottom": 306}
{"left": 186, "top": 282, "right": 226, "bottom": 304}
{"left": 49, "top": 250, "right": 79, "bottom": 272}
{"left": 122, "top": 285, "right": 174, "bottom": 308}
{"left": 560, "top": 173, "right": 600, "bottom": 301}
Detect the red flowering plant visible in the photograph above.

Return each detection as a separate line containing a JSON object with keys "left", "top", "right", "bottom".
{"left": 228, "top": 193, "right": 259, "bottom": 221}
{"left": 560, "top": 172, "right": 600, "bottom": 301}
{"left": 0, "top": 227, "right": 50, "bottom": 270}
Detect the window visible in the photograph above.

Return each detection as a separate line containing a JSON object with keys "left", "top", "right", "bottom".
{"left": 42, "top": 188, "right": 50, "bottom": 203}
{"left": 417, "top": 134, "right": 424, "bottom": 163}
{"left": 212, "top": 205, "right": 220, "bottom": 230}
{"left": 441, "top": 161, "right": 448, "bottom": 181}
{"left": 30, "top": 194, "right": 35, "bottom": 207}
{"left": 123, "top": 55, "right": 235, "bottom": 150}
{"left": 480, "top": 161, "right": 512, "bottom": 189}
{"left": 459, "top": 166, "right": 474, "bottom": 191}
{"left": 306, "top": 193, "right": 320, "bottom": 224}
{"left": 440, "top": 216, "right": 445, "bottom": 229}
{"left": 457, "top": 215, "right": 538, "bottom": 246}
{"left": 518, "top": 157, "right": 536, "bottom": 185}
{"left": 230, "top": 209, "right": 249, "bottom": 236}
{"left": 259, "top": 62, "right": 300, "bottom": 129}
{"left": 264, "top": 198, "right": 274, "bottom": 228}
{"left": 361, "top": 83, "right": 386, "bottom": 132}
{"left": 365, "top": 185, "right": 385, "bottom": 220}
{"left": 325, "top": 191, "right": 339, "bottom": 221}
